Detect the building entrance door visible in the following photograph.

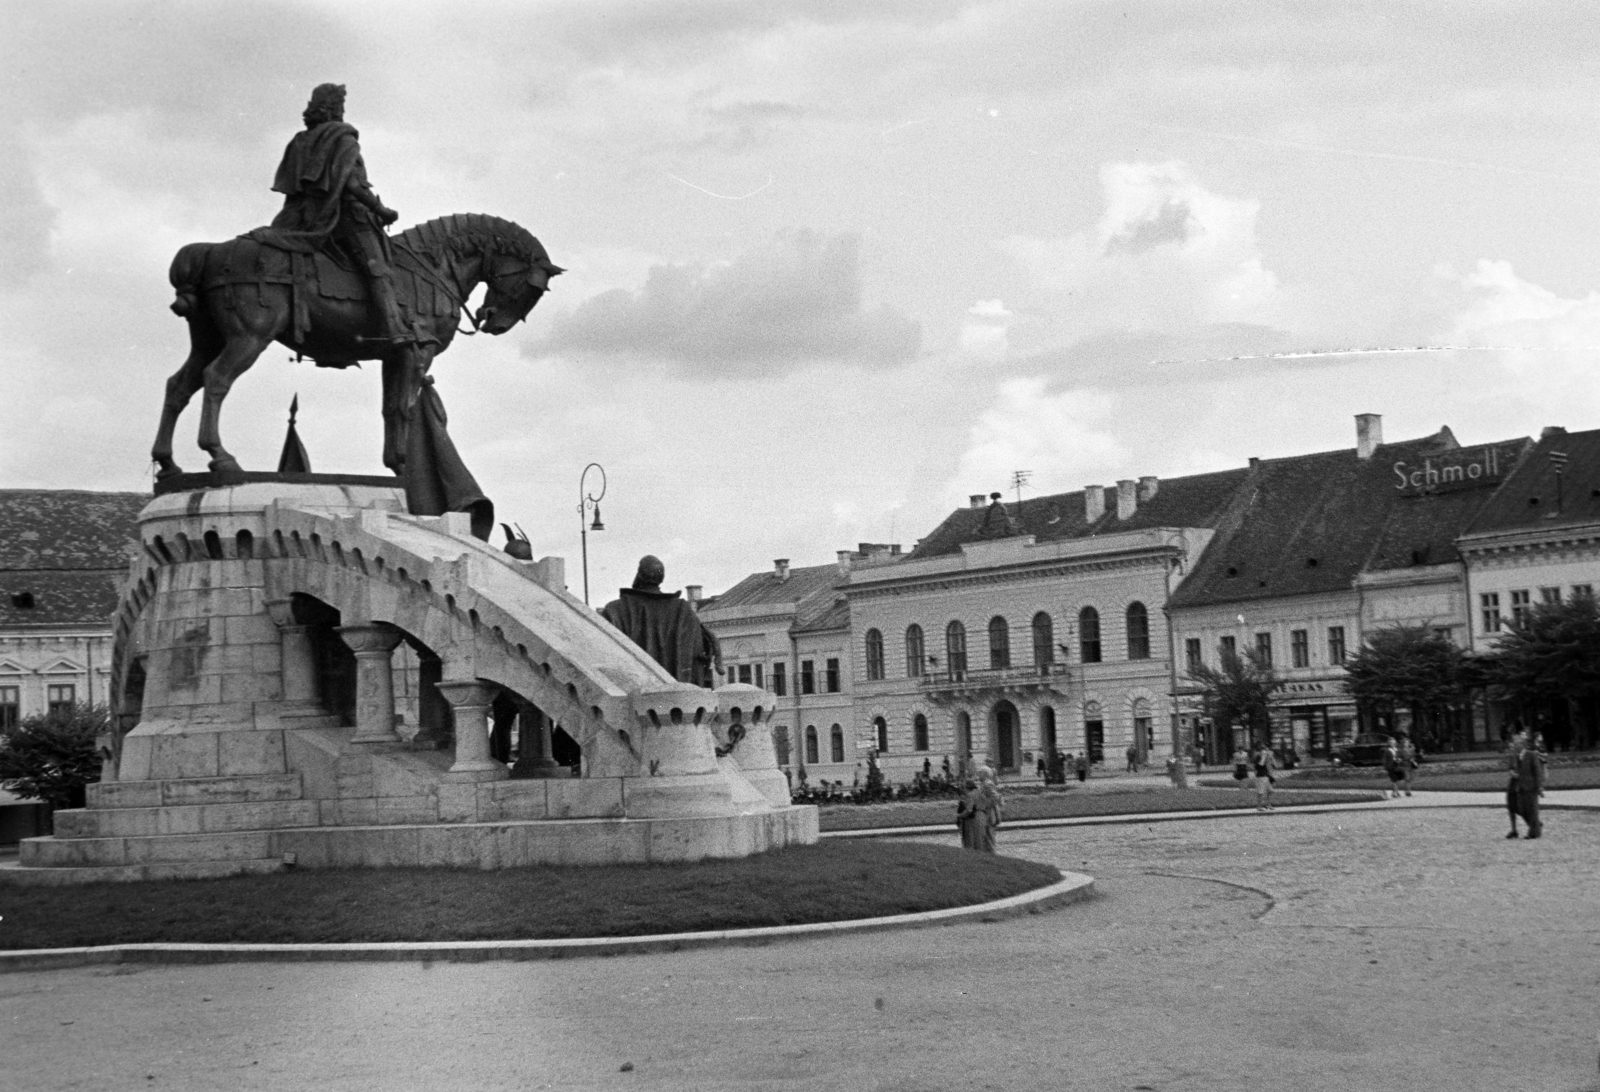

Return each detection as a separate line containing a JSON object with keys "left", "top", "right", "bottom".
{"left": 992, "top": 701, "right": 1018, "bottom": 771}
{"left": 1085, "top": 719, "right": 1105, "bottom": 764}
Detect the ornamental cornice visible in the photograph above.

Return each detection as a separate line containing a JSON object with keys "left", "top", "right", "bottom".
{"left": 846, "top": 549, "right": 1179, "bottom": 602}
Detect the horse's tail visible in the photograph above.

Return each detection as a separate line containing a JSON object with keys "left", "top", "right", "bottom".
{"left": 168, "top": 242, "right": 211, "bottom": 318}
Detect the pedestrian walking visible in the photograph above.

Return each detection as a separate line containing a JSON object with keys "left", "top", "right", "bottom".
{"left": 955, "top": 779, "right": 979, "bottom": 849}
{"left": 1505, "top": 725, "right": 1547, "bottom": 839}
{"left": 956, "top": 768, "right": 1003, "bottom": 852}
{"left": 1382, "top": 738, "right": 1408, "bottom": 799}
{"left": 1126, "top": 744, "right": 1138, "bottom": 773}
{"left": 1074, "top": 752, "right": 1090, "bottom": 783}
{"left": 1399, "top": 734, "right": 1418, "bottom": 795}
{"left": 1252, "top": 741, "right": 1278, "bottom": 810}
{"left": 1230, "top": 745, "right": 1253, "bottom": 803}
{"left": 1165, "top": 753, "right": 1189, "bottom": 790}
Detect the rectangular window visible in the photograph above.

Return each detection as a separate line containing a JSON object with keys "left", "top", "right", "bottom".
{"left": 1511, "top": 589, "right": 1532, "bottom": 628}
{"left": 825, "top": 658, "right": 840, "bottom": 693}
{"left": 47, "top": 683, "right": 75, "bottom": 718}
{"left": 1541, "top": 586, "right": 1562, "bottom": 604}
{"left": 1480, "top": 593, "right": 1501, "bottom": 633}
{"left": 1185, "top": 638, "right": 1202, "bottom": 673}
{"left": 1575, "top": 584, "right": 1595, "bottom": 600}
{"left": 1433, "top": 627, "right": 1453, "bottom": 643}
{"left": 1255, "top": 632, "right": 1272, "bottom": 667}
{"left": 0, "top": 685, "right": 18, "bottom": 731}
{"left": 1328, "top": 626, "right": 1346, "bottom": 664}
{"left": 754, "top": 664, "right": 763, "bottom": 689}
{"left": 772, "top": 663, "right": 786, "bottom": 696}
{"left": 1219, "top": 635, "right": 1237, "bottom": 660}
{"left": 800, "top": 660, "right": 815, "bottom": 695}
{"left": 737, "top": 664, "right": 751, "bottom": 684}
{"left": 1291, "top": 629, "right": 1309, "bottom": 668}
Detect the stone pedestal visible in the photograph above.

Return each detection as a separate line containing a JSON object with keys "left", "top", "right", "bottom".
{"left": 338, "top": 624, "right": 404, "bottom": 746}
{"left": 510, "top": 702, "right": 565, "bottom": 779}
{"left": 436, "top": 679, "right": 509, "bottom": 780}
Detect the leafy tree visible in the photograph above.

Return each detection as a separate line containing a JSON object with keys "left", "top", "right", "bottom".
{"left": 1344, "top": 625, "right": 1474, "bottom": 750}
{"left": 0, "top": 704, "right": 107, "bottom": 811}
{"left": 1487, "top": 596, "right": 1600, "bottom": 750}
{"left": 1188, "top": 646, "right": 1281, "bottom": 749}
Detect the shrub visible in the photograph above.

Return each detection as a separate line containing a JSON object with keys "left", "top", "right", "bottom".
{"left": 0, "top": 704, "right": 107, "bottom": 810}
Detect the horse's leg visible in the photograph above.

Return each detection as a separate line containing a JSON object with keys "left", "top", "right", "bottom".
{"left": 151, "top": 317, "right": 223, "bottom": 479}
{"left": 195, "top": 330, "right": 272, "bottom": 482}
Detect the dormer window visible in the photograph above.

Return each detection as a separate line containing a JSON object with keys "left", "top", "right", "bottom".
{"left": 10, "top": 592, "right": 34, "bottom": 609}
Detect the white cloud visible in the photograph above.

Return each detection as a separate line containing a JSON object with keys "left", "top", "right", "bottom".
{"left": 947, "top": 378, "right": 1125, "bottom": 504}
{"left": 530, "top": 229, "right": 920, "bottom": 374}
{"left": 957, "top": 298, "right": 1011, "bottom": 361}
{"left": 1003, "top": 161, "right": 1284, "bottom": 337}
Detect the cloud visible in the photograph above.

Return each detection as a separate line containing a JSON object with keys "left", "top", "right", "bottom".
{"left": 946, "top": 378, "right": 1125, "bottom": 504}
{"left": 957, "top": 299, "right": 1011, "bottom": 361}
{"left": 0, "top": 126, "right": 57, "bottom": 287}
{"left": 529, "top": 229, "right": 920, "bottom": 374}
{"left": 1003, "top": 161, "right": 1285, "bottom": 337}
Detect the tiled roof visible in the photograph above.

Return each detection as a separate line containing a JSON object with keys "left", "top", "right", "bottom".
{"left": 908, "top": 468, "right": 1251, "bottom": 560}
{"left": 706, "top": 562, "right": 843, "bottom": 612}
{"left": 1170, "top": 430, "right": 1529, "bottom": 608}
{"left": 0, "top": 490, "right": 147, "bottom": 627}
{"left": 0, "top": 490, "right": 147, "bottom": 570}
{"left": 1463, "top": 427, "right": 1600, "bottom": 535}
{"left": 794, "top": 595, "right": 849, "bottom": 634}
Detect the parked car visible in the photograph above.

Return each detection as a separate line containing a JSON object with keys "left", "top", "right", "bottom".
{"left": 1333, "top": 733, "right": 1395, "bottom": 767}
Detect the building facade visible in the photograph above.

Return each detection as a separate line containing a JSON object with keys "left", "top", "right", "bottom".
{"left": 0, "top": 490, "right": 148, "bottom": 729}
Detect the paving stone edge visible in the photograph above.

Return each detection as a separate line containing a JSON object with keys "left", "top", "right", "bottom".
{"left": 0, "top": 872, "right": 1094, "bottom": 973}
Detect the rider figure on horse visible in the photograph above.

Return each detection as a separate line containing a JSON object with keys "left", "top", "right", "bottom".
{"left": 269, "top": 83, "right": 412, "bottom": 345}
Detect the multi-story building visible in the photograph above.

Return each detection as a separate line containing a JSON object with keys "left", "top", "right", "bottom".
{"left": 0, "top": 490, "right": 148, "bottom": 727}
{"left": 1458, "top": 426, "right": 1600, "bottom": 747}
{"left": 1167, "top": 417, "right": 1529, "bottom": 758}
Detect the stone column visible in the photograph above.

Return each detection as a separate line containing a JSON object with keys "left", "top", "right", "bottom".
{"left": 435, "top": 679, "right": 509, "bottom": 779}
{"left": 337, "top": 623, "right": 404, "bottom": 745}
{"left": 265, "top": 598, "right": 320, "bottom": 709}
{"left": 510, "top": 701, "right": 563, "bottom": 779}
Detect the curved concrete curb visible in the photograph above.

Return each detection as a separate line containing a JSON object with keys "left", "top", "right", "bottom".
{"left": 0, "top": 872, "right": 1093, "bottom": 973}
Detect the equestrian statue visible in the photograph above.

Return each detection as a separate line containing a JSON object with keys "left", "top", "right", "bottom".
{"left": 151, "top": 84, "right": 561, "bottom": 539}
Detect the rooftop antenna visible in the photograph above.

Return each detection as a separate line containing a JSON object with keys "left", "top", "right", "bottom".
{"left": 1010, "top": 469, "right": 1032, "bottom": 510}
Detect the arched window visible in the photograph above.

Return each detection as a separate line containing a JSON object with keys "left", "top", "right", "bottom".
{"left": 988, "top": 616, "right": 1010, "bottom": 669}
{"left": 804, "top": 725, "right": 819, "bottom": 765}
{"left": 913, "top": 713, "right": 929, "bottom": 752}
{"left": 1032, "top": 612, "right": 1054, "bottom": 669}
{"left": 905, "top": 624, "right": 925, "bottom": 677}
{"left": 865, "top": 629, "right": 885, "bottom": 681}
{"left": 1126, "top": 601, "right": 1150, "bottom": 660}
{"left": 946, "top": 621, "right": 968, "bottom": 678}
{"left": 874, "top": 716, "right": 888, "bottom": 753}
{"left": 1079, "top": 607, "right": 1102, "bottom": 663}
{"left": 830, "top": 724, "right": 845, "bottom": 763}
{"left": 956, "top": 710, "right": 973, "bottom": 757}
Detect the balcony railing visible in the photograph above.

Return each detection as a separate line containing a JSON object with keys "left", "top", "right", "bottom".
{"left": 917, "top": 661, "right": 1068, "bottom": 700}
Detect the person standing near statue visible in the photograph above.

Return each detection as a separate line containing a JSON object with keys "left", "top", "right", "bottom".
{"left": 600, "top": 556, "right": 722, "bottom": 687}
{"left": 267, "top": 83, "right": 411, "bottom": 345}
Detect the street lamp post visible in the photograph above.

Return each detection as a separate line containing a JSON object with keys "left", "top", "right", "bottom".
{"left": 578, "top": 462, "right": 606, "bottom": 606}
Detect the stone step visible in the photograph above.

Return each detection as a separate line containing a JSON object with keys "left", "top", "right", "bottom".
{"left": 88, "top": 774, "right": 304, "bottom": 809}
{"left": 52, "top": 799, "right": 322, "bottom": 839}
{"left": 0, "top": 857, "right": 287, "bottom": 887}
{"left": 20, "top": 830, "right": 275, "bottom": 869}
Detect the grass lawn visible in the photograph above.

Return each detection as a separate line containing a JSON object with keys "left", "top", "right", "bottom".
{"left": 818, "top": 786, "right": 1385, "bottom": 832}
{"left": 1280, "top": 764, "right": 1600, "bottom": 793}
{"left": 0, "top": 841, "right": 1060, "bottom": 951}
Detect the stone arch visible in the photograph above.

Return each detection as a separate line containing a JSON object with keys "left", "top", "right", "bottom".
{"left": 987, "top": 698, "right": 1020, "bottom": 772}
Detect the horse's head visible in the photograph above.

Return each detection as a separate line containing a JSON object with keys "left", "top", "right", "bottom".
{"left": 475, "top": 247, "right": 563, "bottom": 335}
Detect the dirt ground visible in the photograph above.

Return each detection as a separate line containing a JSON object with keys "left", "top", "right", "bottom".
{"left": 3, "top": 806, "right": 1597, "bottom": 1092}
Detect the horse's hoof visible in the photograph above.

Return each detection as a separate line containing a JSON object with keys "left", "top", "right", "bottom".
{"left": 153, "top": 463, "right": 185, "bottom": 482}
{"left": 208, "top": 458, "right": 247, "bottom": 486}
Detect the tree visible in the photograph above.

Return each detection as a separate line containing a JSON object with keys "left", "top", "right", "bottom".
{"left": 1344, "top": 625, "right": 1474, "bottom": 751}
{"left": 1487, "top": 596, "right": 1600, "bottom": 751}
{"left": 1188, "top": 646, "right": 1281, "bottom": 749}
{"left": 0, "top": 704, "right": 107, "bottom": 812}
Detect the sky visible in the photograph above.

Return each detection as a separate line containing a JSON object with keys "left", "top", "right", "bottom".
{"left": 6, "top": 1, "right": 1600, "bottom": 600}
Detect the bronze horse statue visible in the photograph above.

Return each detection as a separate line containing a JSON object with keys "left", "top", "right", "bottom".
{"left": 152, "top": 214, "right": 561, "bottom": 489}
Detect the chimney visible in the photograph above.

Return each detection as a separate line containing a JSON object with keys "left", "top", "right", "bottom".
{"left": 969, "top": 494, "right": 986, "bottom": 509}
{"left": 773, "top": 559, "right": 790, "bottom": 582}
{"left": 1356, "top": 413, "right": 1383, "bottom": 460}
{"left": 685, "top": 585, "right": 702, "bottom": 606}
{"left": 1084, "top": 485, "right": 1105, "bottom": 522}
{"left": 1116, "top": 479, "right": 1137, "bottom": 520}
{"left": 836, "top": 549, "right": 853, "bottom": 574}
{"left": 1138, "top": 475, "right": 1159, "bottom": 501}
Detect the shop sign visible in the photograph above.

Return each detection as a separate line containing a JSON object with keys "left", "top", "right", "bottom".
{"left": 1393, "top": 444, "right": 1516, "bottom": 495}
